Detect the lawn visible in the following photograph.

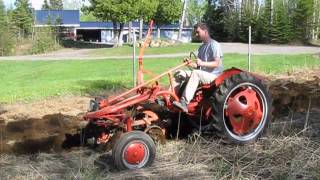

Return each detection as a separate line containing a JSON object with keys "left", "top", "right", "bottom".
{"left": 0, "top": 53, "right": 319, "bottom": 103}
{"left": 89, "top": 43, "right": 200, "bottom": 57}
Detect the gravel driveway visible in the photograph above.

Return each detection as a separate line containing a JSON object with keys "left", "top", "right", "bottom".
{"left": 0, "top": 43, "right": 319, "bottom": 61}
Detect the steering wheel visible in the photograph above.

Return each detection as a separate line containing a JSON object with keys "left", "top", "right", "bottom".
{"left": 183, "top": 52, "right": 197, "bottom": 70}
{"left": 189, "top": 52, "right": 197, "bottom": 61}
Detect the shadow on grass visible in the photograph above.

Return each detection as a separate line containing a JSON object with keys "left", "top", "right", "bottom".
{"left": 78, "top": 79, "right": 130, "bottom": 97}
{"left": 61, "top": 40, "right": 115, "bottom": 49}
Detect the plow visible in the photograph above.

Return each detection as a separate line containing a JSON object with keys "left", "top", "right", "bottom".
{"left": 80, "top": 21, "right": 273, "bottom": 170}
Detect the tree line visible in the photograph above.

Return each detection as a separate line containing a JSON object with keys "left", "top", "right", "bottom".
{"left": 83, "top": 0, "right": 320, "bottom": 44}
{"left": 0, "top": 0, "right": 319, "bottom": 56}
{"left": 203, "top": 0, "right": 320, "bottom": 43}
{"left": 0, "top": 0, "right": 64, "bottom": 56}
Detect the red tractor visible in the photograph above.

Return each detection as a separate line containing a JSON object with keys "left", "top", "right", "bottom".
{"left": 81, "top": 21, "right": 272, "bottom": 170}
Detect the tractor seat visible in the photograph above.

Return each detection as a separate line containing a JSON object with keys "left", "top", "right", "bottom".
{"left": 200, "top": 84, "right": 212, "bottom": 89}
{"left": 176, "top": 81, "right": 216, "bottom": 98}
{"left": 200, "top": 80, "right": 218, "bottom": 89}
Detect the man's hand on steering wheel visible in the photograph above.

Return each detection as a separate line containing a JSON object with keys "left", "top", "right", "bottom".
{"left": 196, "top": 58, "right": 203, "bottom": 67}
{"left": 184, "top": 52, "right": 198, "bottom": 69}
{"left": 187, "top": 61, "right": 197, "bottom": 68}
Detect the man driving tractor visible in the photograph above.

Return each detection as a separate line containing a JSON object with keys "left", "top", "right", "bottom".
{"left": 173, "top": 22, "right": 224, "bottom": 112}
{"left": 82, "top": 21, "right": 272, "bottom": 170}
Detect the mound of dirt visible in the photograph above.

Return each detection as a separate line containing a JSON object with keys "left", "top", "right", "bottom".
{"left": 0, "top": 96, "right": 90, "bottom": 154}
{"left": 0, "top": 96, "right": 90, "bottom": 121}
{"left": 268, "top": 68, "right": 320, "bottom": 116}
{"left": 0, "top": 113, "right": 84, "bottom": 154}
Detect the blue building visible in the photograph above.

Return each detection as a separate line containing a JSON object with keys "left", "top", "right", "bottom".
{"left": 34, "top": 10, "right": 193, "bottom": 43}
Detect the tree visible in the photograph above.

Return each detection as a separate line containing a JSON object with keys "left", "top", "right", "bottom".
{"left": 313, "top": 0, "right": 320, "bottom": 40}
{"left": 42, "top": 0, "right": 50, "bottom": 10}
{"left": 84, "top": 0, "right": 140, "bottom": 45}
{"left": 80, "top": 11, "right": 98, "bottom": 21}
{"left": 0, "top": 0, "right": 15, "bottom": 56}
{"left": 0, "top": 0, "right": 6, "bottom": 28}
{"left": 63, "top": 0, "right": 81, "bottom": 10}
{"left": 293, "top": 0, "right": 314, "bottom": 42}
{"left": 154, "top": 0, "right": 182, "bottom": 38}
{"left": 11, "top": 0, "right": 33, "bottom": 38}
{"left": 178, "top": 0, "right": 188, "bottom": 41}
{"left": 203, "top": 1, "right": 227, "bottom": 41}
{"left": 268, "top": 1, "right": 294, "bottom": 43}
{"left": 137, "top": 0, "right": 159, "bottom": 40}
{"left": 187, "top": 0, "right": 207, "bottom": 25}
{"left": 49, "top": 0, "right": 63, "bottom": 10}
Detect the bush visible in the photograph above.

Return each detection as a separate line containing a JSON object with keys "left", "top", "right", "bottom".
{"left": 30, "top": 27, "right": 60, "bottom": 54}
{"left": 0, "top": 29, "right": 16, "bottom": 56}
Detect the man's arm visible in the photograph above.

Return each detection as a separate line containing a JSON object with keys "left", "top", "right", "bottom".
{"left": 197, "top": 57, "right": 221, "bottom": 68}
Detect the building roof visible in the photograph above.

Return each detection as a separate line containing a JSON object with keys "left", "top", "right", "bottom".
{"left": 34, "top": 10, "right": 192, "bottom": 30}
{"left": 79, "top": 22, "right": 192, "bottom": 30}
{"left": 35, "top": 10, "right": 80, "bottom": 26}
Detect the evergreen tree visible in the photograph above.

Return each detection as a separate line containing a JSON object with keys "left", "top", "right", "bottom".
{"left": 254, "top": 10, "right": 270, "bottom": 43}
{"left": 293, "top": 0, "right": 314, "bottom": 42}
{"left": 202, "top": 0, "right": 227, "bottom": 41}
{"left": 252, "top": 0, "right": 272, "bottom": 43}
{"left": 11, "top": 0, "right": 33, "bottom": 38}
{"left": 223, "top": 11, "right": 240, "bottom": 42}
{"left": 0, "top": 0, "right": 15, "bottom": 56}
{"left": 50, "top": 0, "right": 63, "bottom": 10}
{"left": 269, "top": 1, "right": 294, "bottom": 43}
{"left": 238, "top": 8, "right": 255, "bottom": 42}
{"left": 0, "top": 0, "right": 6, "bottom": 28}
{"left": 42, "top": 0, "right": 50, "bottom": 10}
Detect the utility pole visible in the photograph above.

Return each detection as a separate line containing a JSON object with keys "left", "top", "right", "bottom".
{"left": 248, "top": 26, "right": 252, "bottom": 72}
{"left": 128, "top": 21, "right": 132, "bottom": 43}
{"left": 269, "top": 0, "right": 274, "bottom": 42}
{"left": 312, "top": 0, "right": 317, "bottom": 40}
{"left": 132, "top": 28, "right": 136, "bottom": 87}
{"left": 178, "top": 0, "right": 188, "bottom": 41}
{"left": 270, "top": 0, "right": 274, "bottom": 25}
{"left": 139, "top": 18, "right": 143, "bottom": 40}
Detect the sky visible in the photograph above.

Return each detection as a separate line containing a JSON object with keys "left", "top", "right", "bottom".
{"left": 3, "top": 0, "right": 88, "bottom": 10}
{"left": 4, "top": 0, "right": 43, "bottom": 9}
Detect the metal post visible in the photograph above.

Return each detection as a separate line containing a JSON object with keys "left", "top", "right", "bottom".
{"left": 178, "top": 0, "right": 188, "bottom": 41}
{"left": 132, "top": 28, "right": 137, "bottom": 87}
{"left": 248, "top": 26, "right": 252, "bottom": 72}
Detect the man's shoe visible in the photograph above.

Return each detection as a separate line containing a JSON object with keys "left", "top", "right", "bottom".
{"left": 173, "top": 99, "right": 188, "bottom": 113}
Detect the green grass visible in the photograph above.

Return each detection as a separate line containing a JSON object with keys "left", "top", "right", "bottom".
{"left": 89, "top": 43, "right": 200, "bottom": 57}
{"left": 0, "top": 54, "right": 319, "bottom": 103}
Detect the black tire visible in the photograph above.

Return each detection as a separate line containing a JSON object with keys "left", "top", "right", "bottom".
{"left": 212, "top": 72, "right": 272, "bottom": 144}
{"left": 112, "top": 131, "right": 156, "bottom": 170}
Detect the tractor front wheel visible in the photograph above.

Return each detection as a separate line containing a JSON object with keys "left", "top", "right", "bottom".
{"left": 112, "top": 131, "right": 156, "bottom": 170}
{"left": 212, "top": 72, "right": 272, "bottom": 144}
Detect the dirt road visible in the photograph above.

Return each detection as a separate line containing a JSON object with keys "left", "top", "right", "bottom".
{"left": 0, "top": 43, "right": 319, "bottom": 61}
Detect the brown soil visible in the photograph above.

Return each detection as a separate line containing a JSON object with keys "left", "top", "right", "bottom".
{"left": 0, "top": 96, "right": 90, "bottom": 154}
{"left": 268, "top": 68, "right": 320, "bottom": 116}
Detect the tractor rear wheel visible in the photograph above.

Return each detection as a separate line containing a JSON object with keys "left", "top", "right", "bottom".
{"left": 112, "top": 131, "right": 156, "bottom": 170}
{"left": 212, "top": 72, "right": 272, "bottom": 144}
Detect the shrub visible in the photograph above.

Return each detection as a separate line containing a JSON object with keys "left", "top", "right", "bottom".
{"left": 0, "top": 29, "right": 16, "bottom": 56}
{"left": 30, "top": 27, "right": 60, "bottom": 54}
